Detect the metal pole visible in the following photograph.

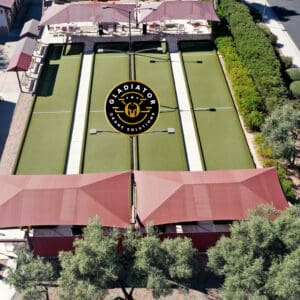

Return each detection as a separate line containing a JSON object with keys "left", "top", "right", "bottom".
{"left": 129, "top": 10, "right": 132, "bottom": 80}
{"left": 128, "top": 10, "right": 136, "bottom": 214}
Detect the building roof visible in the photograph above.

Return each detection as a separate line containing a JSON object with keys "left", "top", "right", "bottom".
{"left": 0, "top": 171, "right": 131, "bottom": 228}
{"left": 20, "top": 19, "right": 40, "bottom": 38}
{"left": 0, "top": 168, "right": 288, "bottom": 229}
{"left": 7, "top": 37, "right": 36, "bottom": 71}
{"left": 0, "top": 0, "right": 15, "bottom": 9}
{"left": 40, "top": 2, "right": 136, "bottom": 25}
{"left": 140, "top": 0, "right": 220, "bottom": 23}
{"left": 135, "top": 168, "right": 288, "bottom": 226}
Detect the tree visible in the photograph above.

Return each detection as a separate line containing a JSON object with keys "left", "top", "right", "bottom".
{"left": 59, "top": 217, "right": 196, "bottom": 300}
{"left": 262, "top": 104, "right": 300, "bottom": 165}
{"left": 207, "top": 205, "right": 300, "bottom": 300}
{"left": 5, "top": 245, "right": 56, "bottom": 300}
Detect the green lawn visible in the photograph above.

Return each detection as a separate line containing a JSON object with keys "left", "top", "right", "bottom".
{"left": 83, "top": 42, "right": 187, "bottom": 172}
{"left": 82, "top": 50, "right": 131, "bottom": 173}
{"left": 181, "top": 42, "right": 254, "bottom": 170}
{"left": 134, "top": 48, "right": 187, "bottom": 171}
{"left": 15, "top": 44, "right": 83, "bottom": 174}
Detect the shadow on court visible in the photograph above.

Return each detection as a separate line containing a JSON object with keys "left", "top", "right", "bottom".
{"left": 0, "top": 101, "right": 15, "bottom": 158}
{"left": 35, "top": 64, "right": 59, "bottom": 97}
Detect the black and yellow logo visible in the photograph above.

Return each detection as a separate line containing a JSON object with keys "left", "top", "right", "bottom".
{"left": 105, "top": 81, "right": 159, "bottom": 135}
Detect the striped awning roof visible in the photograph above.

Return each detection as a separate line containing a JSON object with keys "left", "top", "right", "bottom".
{"left": 40, "top": 2, "right": 136, "bottom": 25}
{"left": 0, "top": 0, "right": 15, "bottom": 9}
{"left": 20, "top": 19, "right": 40, "bottom": 38}
{"left": 141, "top": 0, "right": 220, "bottom": 23}
{"left": 7, "top": 37, "right": 36, "bottom": 71}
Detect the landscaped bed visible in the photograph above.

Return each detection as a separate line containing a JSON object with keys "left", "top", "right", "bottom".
{"left": 15, "top": 43, "right": 84, "bottom": 174}
{"left": 180, "top": 41, "right": 254, "bottom": 170}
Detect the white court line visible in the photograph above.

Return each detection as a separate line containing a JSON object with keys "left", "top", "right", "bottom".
{"left": 66, "top": 51, "right": 94, "bottom": 174}
{"left": 170, "top": 52, "right": 203, "bottom": 171}
{"left": 33, "top": 110, "right": 72, "bottom": 114}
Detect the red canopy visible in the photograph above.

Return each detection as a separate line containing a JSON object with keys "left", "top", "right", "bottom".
{"left": 20, "top": 19, "right": 40, "bottom": 38}
{"left": 135, "top": 168, "right": 288, "bottom": 226}
{"left": 40, "top": 3, "right": 136, "bottom": 25}
{"left": 0, "top": 171, "right": 131, "bottom": 228}
{"left": 0, "top": 0, "right": 15, "bottom": 8}
{"left": 141, "top": 1, "right": 219, "bottom": 23}
{"left": 7, "top": 37, "right": 36, "bottom": 71}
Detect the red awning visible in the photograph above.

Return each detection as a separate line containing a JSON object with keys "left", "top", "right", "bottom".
{"left": 140, "top": 1, "right": 219, "bottom": 23}
{"left": 40, "top": 3, "right": 136, "bottom": 25}
{"left": 135, "top": 168, "right": 288, "bottom": 226}
{"left": 20, "top": 19, "right": 40, "bottom": 38}
{"left": 0, "top": 0, "right": 15, "bottom": 9}
{"left": 0, "top": 169, "right": 289, "bottom": 229}
{"left": 7, "top": 37, "right": 36, "bottom": 71}
{"left": 0, "top": 171, "right": 131, "bottom": 228}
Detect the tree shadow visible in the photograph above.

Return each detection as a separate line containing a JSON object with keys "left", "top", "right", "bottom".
{"left": 271, "top": 5, "right": 299, "bottom": 22}
{"left": 0, "top": 101, "right": 15, "bottom": 158}
{"left": 248, "top": 3, "right": 299, "bottom": 23}
{"left": 189, "top": 254, "right": 223, "bottom": 295}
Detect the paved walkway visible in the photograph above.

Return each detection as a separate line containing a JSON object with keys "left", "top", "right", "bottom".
{"left": 244, "top": 0, "right": 300, "bottom": 67}
{"left": 169, "top": 46, "right": 203, "bottom": 171}
{"left": 0, "top": 93, "right": 33, "bottom": 174}
{"left": 66, "top": 47, "right": 94, "bottom": 174}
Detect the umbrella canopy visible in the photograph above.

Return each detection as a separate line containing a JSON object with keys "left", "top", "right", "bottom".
{"left": 135, "top": 168, "right": 288, "bottom": 226}
{"left": 20, "top": 19, "right": 40, "bottom": 38}
{"left": 7, "top": 37, "right": 36, "bottom": 71}
{"left": 0, "top": 171, "right": 131, "bottom": 228}
{"left": 40, "top": 2, "right": 136, "bottom": 25}
{"left": 140, "top": 0, "right": 219, "bottom": 23}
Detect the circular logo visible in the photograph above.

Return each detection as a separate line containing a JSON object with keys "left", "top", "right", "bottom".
{"left": 105, "top": 81, "right": 159, "bottom": 135}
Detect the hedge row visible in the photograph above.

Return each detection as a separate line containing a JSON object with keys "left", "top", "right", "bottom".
{"left": 290, "top": 81, "right": 300, "bottom": 98}
{"left": 255, "top": 134, "right": 296, "bottom": 203}
{"left": 218, "top": 0, "right": 288, "bottom": 112}
{"left": 286, "top": 68, "right": 300, "bottom": 81}
{"left": 216, "top": 36, "right": 264, "bottom": 130}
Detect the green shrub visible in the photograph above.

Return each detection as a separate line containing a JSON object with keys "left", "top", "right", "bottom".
{"left": 264, "top": 160, "right": 296, "bottom": 203}
{"left": 216, "top": 36, "right": 265, "bottom": 130}
{"left": 286, "top": 68, "right": 300, "bottom": 81}
{"left": 218, "top": 0, "right": 288, "bottom": 112}
{"left": 281, "top": 56, "right": 293, "bottom": 69}
{"left": 244, "top": 110, "right": 265, "bottom": 131}
{"left": 257, "top": 23, "right": 277, "bottom": 45}
{"left": 290, "top": 81, "right": 300, "bottom": 98}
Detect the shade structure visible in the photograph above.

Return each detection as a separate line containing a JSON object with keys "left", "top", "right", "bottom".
{"left": 140, "top": 0, "right": 219, "bottom": 23}
{"left": 0, "top": 171, "right": 131, "bottom": 228}
{"left": 0, "top": 0, "right": 15, "bottom": 8}
{"left": 6, "top": 37, "right": 36, "bottom": 71}
{"left": 20, "top": 19, "right": 40, "bottom": 38}
{"left": 135, "top": 168, "right": 288, "bottom": 226}
{"left": 40, "top": 2, "right": 136, "bottom": 25}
